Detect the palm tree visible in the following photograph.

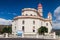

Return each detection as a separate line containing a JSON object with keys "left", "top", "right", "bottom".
{"left": 38, "top": 26, "right": 48, "bottom": 35}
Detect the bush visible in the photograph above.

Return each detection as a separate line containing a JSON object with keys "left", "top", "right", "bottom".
{"left": 38, "top": 26, "right": 48, "bottom": 35}
{"left": 2, "top": 26, "right": 12, "bottom": 34}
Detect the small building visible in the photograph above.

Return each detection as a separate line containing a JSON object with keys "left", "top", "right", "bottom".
{"left": 12, "top": 4, "right": 52, "bottom": 37}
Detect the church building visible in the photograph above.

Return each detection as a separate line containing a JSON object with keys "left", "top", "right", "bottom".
{"left": 12, "top": 3, "right": 52, "bottom": 37}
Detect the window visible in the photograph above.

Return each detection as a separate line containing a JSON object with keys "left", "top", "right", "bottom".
{"left": 46, "top": 23, "right": 48, "bottom": 26}
{"left": 33, "top": 21, "right": 35, "bottom": 24}
{"left": 22, "top": 14, "right": 24, "bottom": 16}
{"left": 22, "top": 20, "right": 25, "bottom": 24}
{"left": 22, "top": 26, "right": 24, "bottom": 31}
{"left": 30, "top": 14, "right": 32, "bottom": 16}
{"left": 33, "top": 30, "right": 35, "bottom": 32}
{"left": 15, "top": 26, "right": 16, "bottom": 30}
{"left": 33, "top": 26, "right": 35, "bottom": 29}
{"left": 41, "top": 22, "right": 42, "bottom": 25}
{"left": 26, "top": 14, "right": 28, "bottom": 16}
{"left": 33, "top": 26, "right": 35, "bottom": 32}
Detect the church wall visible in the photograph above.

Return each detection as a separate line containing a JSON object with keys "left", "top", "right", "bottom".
{"left": 12, "top": 20, "right": 16, "bottom": 34}
{"left": 45, "top": 22, "right": 52, "bottom": 33}
{"left": 12, "top": 18, "right": 52, "bottom": 34}
{"left": 12, "top": 18, "right": 43, "bottom": 34}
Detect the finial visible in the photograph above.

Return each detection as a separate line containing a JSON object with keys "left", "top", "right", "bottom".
{"left": 48, "top": 12, "right": 52, "bottom": 16}
{"left": 38, "top": 3, "right": 42, "bottom": 7}
{"left": 38, "top": 3, "right": 42, "bottom": 9}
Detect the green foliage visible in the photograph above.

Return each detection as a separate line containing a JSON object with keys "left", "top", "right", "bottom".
{"left": 2, "top": 26, "right": 12, "bottom": 34}
{"left": 8, "top": 27, "right": 12, "bottom": 33}
{"left": 38, "top": 26, "right": 48, "bottom": 35}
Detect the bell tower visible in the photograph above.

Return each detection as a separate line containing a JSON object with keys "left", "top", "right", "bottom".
{"left": 38, "top": 3, "right": 43, "bottom": 17}
{"left": 48, "top": 12, "right": 52, "bottom": 20}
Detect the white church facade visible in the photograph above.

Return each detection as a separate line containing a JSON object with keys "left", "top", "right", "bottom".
{"left": 12, "top": 4, "right": 52, "bottom": 37}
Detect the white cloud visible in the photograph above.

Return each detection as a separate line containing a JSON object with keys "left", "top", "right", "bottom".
{"left": 53, "top": 6, "right": 60, "bottom": 29}
{"left": 0, "top": 18, "right": 12, "bottom": 25}
{"left": 54, "top": 6, "right": 60, "bottom": 20}
{"left": 13, "top": 13, "right": 17, "bottom": 15}
{"left": 8, "top": 13, "right": 17, "bottom": 15}
{"left": 52, "top": 20, "right": 60, "bottom": 29}
{"left": 54, "top": 6, "right": 60, "bottom": 13}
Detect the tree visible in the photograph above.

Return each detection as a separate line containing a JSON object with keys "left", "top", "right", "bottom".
{"left": 38, "top": 26, "right": 48, "bottom": 35}
{"left": 2, "top": 26, "right": 12, "bottom": 34}
{"left": 7, "top": 27, "right": 12, "bottom": 33}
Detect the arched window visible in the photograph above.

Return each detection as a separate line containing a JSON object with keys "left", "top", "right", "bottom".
{"left": 26, "top": 14, "right": 28, "bottom": 16}
{"left": 33, "top": 26, "right": 35, "bottom": 29}
{"left": 33, "top": 26, "right": 35, "bottom": 32}
{"left": 22, "top": 26, "right": 24, "bottom": 31}
{"left": 22, "top": 20, "right": 25, "bottom": 24}
{"left": 22, "top": 14, "right": 24, "bottom": 16}
{"left": 33, "top": 30, "right": 35, "bottom": 32}
{"left": 15, "top": 26, "right": 16, "bottom": 30}
{"left": 33, "top": 21, "right": 35, "bottom": 24}
{"left": 46, "top": 23, "right": 48, "bottom": 26}
{"left": 41, "top": 22, "right": 42, "bottom": 25}
{"left": 30, "top": 14, "right": 32, "bottom": 16}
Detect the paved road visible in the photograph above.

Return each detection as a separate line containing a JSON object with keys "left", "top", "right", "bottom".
{"left": 0, "top": 38, "right": 57, "bottom": 40}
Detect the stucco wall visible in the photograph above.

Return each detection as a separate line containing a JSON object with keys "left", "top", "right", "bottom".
{"left": 12, "top": 18, "right": 52, "bottom": 34}
{"left": 22, "top": 11, "right": 38, "bottom": 16}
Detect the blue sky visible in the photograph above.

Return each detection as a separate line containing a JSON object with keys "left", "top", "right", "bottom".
{"left": 0, "top": 0, "right": 59, "bottom": 19}
{"left": 0, "top": 0, "right": 60, "bottom": 29}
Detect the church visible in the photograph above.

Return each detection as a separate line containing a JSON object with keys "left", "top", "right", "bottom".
{"left": 12, "top": 3, "right": 52, "bottom": 37}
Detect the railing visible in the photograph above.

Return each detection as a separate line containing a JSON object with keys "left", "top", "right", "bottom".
{"left": 38, "top": 35, "right": 55, "bottom": 39}
{"left": 0, "top": 32, "right": 57, "bottom": 39}
{"left": 21, "top": 34, "right": 56, "bottom": 39}
{"left": 56, "top": 35, "right": 60, "bottom": 39}
{"left": 0, "top": 34, "right": 4, "bottom": 38}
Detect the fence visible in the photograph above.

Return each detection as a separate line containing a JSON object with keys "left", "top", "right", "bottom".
{"left": 0, "top": 32, "right": 57, "bottom": 39}
{"left": 22, "top": 33, "right": 56, "bottom": 39}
